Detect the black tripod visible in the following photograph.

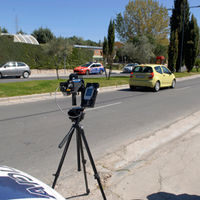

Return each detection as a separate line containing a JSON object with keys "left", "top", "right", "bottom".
{"left": 52, "top": 107, "right": 107, "bottom": 200}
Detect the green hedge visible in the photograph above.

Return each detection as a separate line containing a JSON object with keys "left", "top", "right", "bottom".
{"left": 0, "top": 37, "right": 93, "bottom": 69}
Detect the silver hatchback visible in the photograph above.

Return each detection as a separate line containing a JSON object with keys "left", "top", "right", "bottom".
{"left": 0, "top": 61, "right": 31, "bottom": 78}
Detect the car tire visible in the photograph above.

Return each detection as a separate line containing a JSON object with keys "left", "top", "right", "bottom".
{"left": 153, "top": 81, "right": 160, "bottom": 92}
{"left": 86, "top": 70, "right": 90, "bottom": 75}
{"left": 0, "top": 73, "right": 2, "bottom": 79}
{"left": 99, "top": 70, "right": 103, "bottom": 75}
{"left": 130, "top": 85, "right": 136, "bottom": 91}
{"left": 171, "top": 79, "right": 176, "bottom": 88}
{"left": 23, "top": 71, "right": 30, "bottom": 78}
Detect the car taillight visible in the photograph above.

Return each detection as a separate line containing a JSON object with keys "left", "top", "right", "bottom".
{"left": 130, "top": 72, "right": 133, "bottom": 78}
{"left": 149, "top": 72, "right": 154, "bottom": 79}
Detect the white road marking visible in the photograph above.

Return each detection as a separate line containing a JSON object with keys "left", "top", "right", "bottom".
{"left": 86, "top": 102, "right": 122, "bottom": 112}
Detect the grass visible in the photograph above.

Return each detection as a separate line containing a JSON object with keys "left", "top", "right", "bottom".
{"left": 1, "top": 70, "right": 200, "bottom": 98}
{"left": 0, "top": 77, "right": 129, "bottom": 98}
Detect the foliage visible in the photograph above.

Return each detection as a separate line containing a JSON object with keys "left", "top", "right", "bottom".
{"left": 108, "top": 20, "right": 115, "bottom": 58}
{"left": 115, "top": 0, "right": 169, "bottom": 44}
{"left": 121, "top": 35, "right": 154, "bottom": 63}
{"left": 32, "top": 27, "right": 54, "bottom": 44}
{"left": 103, "top": 37, "right": 108, "bottom": 61}
{"left": 1, "top": 27, "right": 8, "bottom": 33}
{"left": 0, "top": 36, "right": 93, "bottom": 69}
{"left": 107, "top": 20, "right": 115, "bottom": 79}
{"left": 67, "top": 36, "right": 99, "bottom": 46}
{"left": 17, "top": 29, "right": 26, "bottom": 34}
{"left": 195, "top": 58, "right": 200, "bottom": 72}
{"left": 168, "top": 0, "right": 190, "bottom": 72}
{"left": 0, "top": 36, "right": 52, "bottom": 69}
{"left": 185, "top": 15, "right": 199, "bottom": 72}
{"left": 168, "top": 30, "right": 178, "bottom": 72}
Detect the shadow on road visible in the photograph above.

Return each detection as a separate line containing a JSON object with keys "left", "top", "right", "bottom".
{"left": 147, "top": 192, "right": 200, "bottom": 200}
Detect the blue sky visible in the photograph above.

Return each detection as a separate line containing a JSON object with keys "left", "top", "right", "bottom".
{"left": 0, "top": 0, "right": 199, "bottom": 42}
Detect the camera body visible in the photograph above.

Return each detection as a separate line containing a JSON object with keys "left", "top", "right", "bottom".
{"left": 60, "top": 73, "right": 99, "bottom": 108}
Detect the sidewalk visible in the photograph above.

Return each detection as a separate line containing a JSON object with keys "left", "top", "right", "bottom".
{"left": 55, "top": 110, "right": 200, "bottom": 200}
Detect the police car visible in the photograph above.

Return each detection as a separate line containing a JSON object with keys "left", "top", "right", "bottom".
{"left": 0, "top": 166, "right": 65, "bottom": 200}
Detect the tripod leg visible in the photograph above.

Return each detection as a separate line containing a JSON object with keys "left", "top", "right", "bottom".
{"left": 76, "top": 129, "right": 81, "bottom": 171}
{"left": 78, "top": 132, "right": 90, "bottom": 194}
{"left": 52, "top": 126, "right": 75, "bottom": 188}
{"left": 79, "top": 127, "right": 107, "bottom": 200}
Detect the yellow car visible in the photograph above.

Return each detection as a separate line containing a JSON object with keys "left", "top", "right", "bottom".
{"left": 129, "top": 64, "right": 176, "bottom": 92}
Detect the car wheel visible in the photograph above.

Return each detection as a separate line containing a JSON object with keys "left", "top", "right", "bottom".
{"left": 99, "top": 70, "right": 103, "bottom": 75}
{"left": 171, "top": 79, "right": 176, "bottom": 88}
{"left": 23, "top": 71, "right": 29, "bottom": 78}
{"left": 0, "top": 73, "right": 2, "bottom": 79}
{"left": 130, "top": 85, "right": 136, "bottom": 91}
{"left": 154, "top": 81, "right": 160, "bottom": 92}
{"left": 86, "top": 70, "right": 90, "bottom": 75}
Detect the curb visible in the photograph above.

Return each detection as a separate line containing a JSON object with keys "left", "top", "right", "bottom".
{"left": 0, "top": 84, "right": 128, "bottom": 105}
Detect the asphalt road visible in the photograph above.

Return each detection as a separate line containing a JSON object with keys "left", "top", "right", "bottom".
{"left": 1, "top": 77, "right": 200, "bottom": 185}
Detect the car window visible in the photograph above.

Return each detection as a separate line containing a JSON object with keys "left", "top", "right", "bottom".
{"left": 133, "top": 66, "right": 153, "bottom": 73}
{"left": 17, "top": 62, "right": 26, "bottom": 66}
{"left": 10, "top": 62, "right": 17, "bottom": 67}
{"left": 133, "top": 66, "right": 143, "bottom": 72}
{"left": 155, "top": 66, "right": 163, "bottom": 74}
{"left": 162, "top": 66, "right": 171, "bottom": 74}
{"left": 81, "top": 63, "right": 92, "bottom": 67}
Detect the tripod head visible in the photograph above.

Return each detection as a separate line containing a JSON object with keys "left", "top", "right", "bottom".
{"left": 68, "top": 107, "right": 85, "bottom": 122}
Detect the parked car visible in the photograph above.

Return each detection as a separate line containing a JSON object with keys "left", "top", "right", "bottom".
{"left": 129, "top": 64, "right": 176, "bottom": 92}
{"left": 123, "top": 63, "right": 139, "bottom": 73}
{"left": 0, "top": 61, "right": 31, "bottom": 78}
{"left": 74, "top": 62, "right": 105, "bottom": 75}
{"left": 0, "top": 165, "right": 65, "bottom": 200}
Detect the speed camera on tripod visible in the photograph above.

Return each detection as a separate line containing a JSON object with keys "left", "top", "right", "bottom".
{"left": 59, "top": 73, "right": 99, "bottom": 108}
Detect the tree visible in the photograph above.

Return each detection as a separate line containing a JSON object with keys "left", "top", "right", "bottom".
{"left": 43, "top": 37, "right": 72, "bottom": 79}
{"left": 185, "top": 15, "right": 199, "bottom": 72}
{"left": 17, "top": 29, "right": 26, "bottom": 34}
{"left": 107, "top": 20, "right": 115, "bottom": 79}
{"left": 122, "top": 35, "right": 154, "bottom": 64}
{"left": 168, "top": 0, "right": 190, "bottom": 72}
{"left": 1, "top": 27, "right": 8, "bottom": 33}
{"left": 168, "top": 30, "right": 178, "bottom": 72}
{"left": 32, "top": 27, "right": 54, "bottom": 44}
{"left": 115, "top": 0, "right": 169, "bottom": 44}
{"left": 102, "top": 36, "right": 108, "bottom": 78}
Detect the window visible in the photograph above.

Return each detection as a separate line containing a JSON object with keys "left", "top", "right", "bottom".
{"left": 133, "top": 66, "right": 153, "bottom": 73}
{"left": 17, "top": 62, "right": 26, "bottom": 66}
{"left": 7, "top": 62, "right": 16, "bottom": 67}
{"left": 155, "top": 66, "right": 163, "bottom": 74}
{"left": 162, "top": 66, "right": 171, "bottom": 74}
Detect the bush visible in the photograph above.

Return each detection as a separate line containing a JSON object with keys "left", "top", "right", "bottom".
{"left": 0, "top": 37, "right": 93, "bottom": 69}
{"left": 195, "top": 58, "right": 200, "bottom": 72}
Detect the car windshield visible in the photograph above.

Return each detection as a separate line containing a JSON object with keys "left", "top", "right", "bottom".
{"left": 81, "top": 62, "right": 92, "bottom": 67}
{"left": 133, "top": 66, "right": 153, "bottom": 73}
